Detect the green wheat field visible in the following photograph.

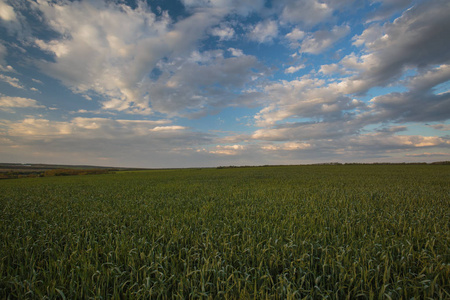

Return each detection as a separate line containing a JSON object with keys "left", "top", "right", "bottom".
{"left": 1, "top": 165, "right": 449, "bottom": 299}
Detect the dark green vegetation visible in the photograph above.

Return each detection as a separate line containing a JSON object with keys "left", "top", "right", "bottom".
{"left": 0, "top": 168, "right": 114, "bottom": 180}
{"left": 0, "top": 163, "right": 132, "bottom": 179}
{"left": 1, "top": 165, "right": 449, "bottom": 299}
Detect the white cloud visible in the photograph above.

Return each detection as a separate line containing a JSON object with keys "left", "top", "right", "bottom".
{"left": 344, "top": 0, "right": 450, "bottom": 93}
{"left": 284, "top": 64, "right": 305, "bottom": 74}
{"left": 32, "top": 0, "right": 169, "bottom": 113}
{"left": 254, "top": 75, "right": 364, "bottom": 127}
{"left": 31, "top": 0, "right": 229, "bottom": 116}
{"left": 6, "top": 118, "right": 73, "bottom": 137}
{"left": 299, "top": 25, "right": 350, "bottom": 54}
{"left": 32, "top": 78, "right": 43, "bottom": 84}
{"left": 279, "top": 0, "right": 333, "bottom": 27}
{"left": 210, "top": 24, "right": 235, "bottom": 41}
{"left": 150, "top": 126, "right": 187, "bottom": 132}
{"left": 0, "top": 74, "right": 24, "bottom": 89}
{"left": 368, "top": 90, "right": 450, "bottom": 123}
{"left": 367, "top": 0, "right": 414, "bottom": 22}
{"left": 181, "top": 0, "right": 265, "bottom": 16}
{"left": 252, "top": 121, "right": 358, "bottom": 141}
{"left": 1, "top": 0, "right": 449, "bottom": 167}
{"left": 0, "top": 96, "right": 44, "bottom": 109}
{"left": 145, "top": 50, "right": 262, "bottom": 117}
{"left": 0, "top": 0, "right": 29, "bottom": 39}
{"left": 248, "top": 20, "right": 278, "bottom": 44}
{"left": 361, "top": 65, "right": 450, "bottom": 123}
{"left": 319, "top": 63, "right": 339, "bottom": 75}
{"left": 285, "top": 28, "right": 305, "bottom": 48}
{"left": 262, "top": 142, "right": 311, "bottom": 151}
{"left": 1, "top": 116, "right": 214, "bottom": 167}
{"left": 347, "top": 133, "right": 450, "bottom": 149}
{"left": 352, "top": 24, "right": 383, "bottom": 47}
{"left": 228, "top": 47, "right": 244, "bottom": 57}
{"left": 245, "top": 1, "right": 450, "bottom": 165}
{"left": 0, "top": 0, "right": 16, "bottom": 22}
{"left": 407, "top": 64, "right": 450, "bottom": 93}
{"left": 208, "top": 144, "right": 246, "bottom": 155}
{"left": 250, "top": 127, "right": 450, "bottom": 162}
{"left": 286, "top": 28, "right": 305, "bottom": 41}
{"left": 3, "top": 117, "right": 189, "bottom": 140}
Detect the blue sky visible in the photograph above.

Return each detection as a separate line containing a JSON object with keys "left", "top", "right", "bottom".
{"left": 0, "top": 0, "right": 449, "bottom": 168}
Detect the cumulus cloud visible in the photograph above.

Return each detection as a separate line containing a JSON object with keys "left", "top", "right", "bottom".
{"left": 0, "top": 96, "right": 44, "bottom": 109}
{"left": 252, "top": 120, "right": 359, "bottom": 141}
{"left": 1, "top": 0, "right": 448, "bottom": 166}
{"left": 254, "top": 75, "right": 365, "bottom": 126}
{"left": 346, "top": 0, "right": 450, "bottom": 93}
{"left": 255, "top": 62, "right": 449, "bottom": 145}
{"left": 244, "top": 119, "right": 450, "bottom": 164}
{"left": 30, "top": 0, "right": 231, "bottom": 115}
{"left": 145, "top": 50, "right": 262, "bottom": 117}
{"left": 228, "top": 48, "right": 244, "bottom": 57}
{"left": 207, "top": 144, "right": 246, "bottom": 155}
{"left": 0, "top": 0, "right": 20, "bottom": 36}
{"left": 3, "top": 117, "right": 183, "bottom": 138}
{"left": 248, "top": 20, "right": 278, "bottom": 43}
{"left": 0, "top": 0, "right": 31, "bottom": 40}
{"left": 368, "top": 90, "right": 450, "bottom": 123}
{"left": 0, "top": 74, "right": 24, "bottom": 89}
{"left": 278, "top": 0, "right": 333, "bottom": 27}
{"left": 284, "top": 64, "right": 305, "bottom": 74}
{"left": 367, "top": 0, "right": 414, "bottom": 22}
{"left": 150, "top": 125, "right": 187, "bottom": 132}
{"left": 261, "top": 142, "right": 312, "bottom": 151}
{"left": 407, "top": 64, "right": 450, "bottom": 93}
{"left": 210, "top": 24, "right": 235, "bottom": 41}
{"left": 366, "top": 65, "right": 450, "bottom": 123}
{"left": 1, "top": 117, "right": 214, "bottom": 167}
{"left": 243, "top": 0, "right": 450, "bottom": 165}
{"left": 252, "top": 127, "right": 450, "bottom": 161}
{"left": 181, "top": 0, "right": 264, "bottom": 16}
{"left": 31, "top": 0, "right": 168, "bottom": 113}
{"left": 0, "top": 0, "right": 16, "bottom": 22}
{"left": 319, "top": 63, "right": 339, "bottom": 75}
{"left": 299, "top": 25, "right": 350, "bottom": 54}
{"left": 285, "top": 27, "right": 305, "bottom": 48}
{"left": 249, "top": 1, "right": 450, "bottom": 159}
{"left": 346, "top": 133, "right": 450, "bottom": 149}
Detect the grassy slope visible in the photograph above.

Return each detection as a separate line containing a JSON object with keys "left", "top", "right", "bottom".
{"left": 0, "top": 165, "right": 449, "bottom": 298}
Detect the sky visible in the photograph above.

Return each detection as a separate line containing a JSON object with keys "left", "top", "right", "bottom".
{"left": 0, "top": 0, "right": 449, "bottom": 168}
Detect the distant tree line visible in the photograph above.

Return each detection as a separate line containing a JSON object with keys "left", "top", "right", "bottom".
{"left": 0, "top": 169, "right": 114, "bottom": 180}
{"left": 216, "top": 161, "right": 449, "bottom": 169}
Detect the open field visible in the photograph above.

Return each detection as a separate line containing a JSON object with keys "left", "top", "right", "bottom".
{"left": 0, "top": 165, "right": 449, "bottom": 298}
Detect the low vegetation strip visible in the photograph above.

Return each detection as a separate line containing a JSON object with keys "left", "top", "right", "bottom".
{"left": 42, "top": 168, "right": 113, "bottom": 177}
{"left": 0, "top": 168, "right": 113, "bottom": 179}
{"left": 0, "top": 164, "right": 124, "bottom": 179}
{"left": 0, "top": 165, "right": 449, "bottom": 298}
